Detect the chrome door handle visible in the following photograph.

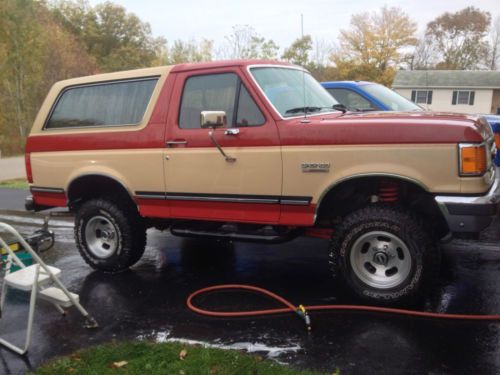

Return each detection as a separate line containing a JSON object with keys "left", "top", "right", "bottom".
{"left": 224, "top": 129, "right": 240, "bottom": 136}
{"left": 166, "top": 140, "right": 188, "bottom": 147}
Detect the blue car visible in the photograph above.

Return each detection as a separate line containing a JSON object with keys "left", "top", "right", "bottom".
{"left": 321, "top": 81, "right": 500, "bottom": 166}
{"left": 321, "top": 81, "right": 421, "bottom": 112}
{"left": 484, "top": 115, "right": 500, "bottom": 166}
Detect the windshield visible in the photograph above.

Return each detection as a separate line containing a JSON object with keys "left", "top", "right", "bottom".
{"left": 362, "top": 83, "right": 422, "bottom": 112}
{"left": 250, "top": 67, "right": 338, "bottom": 118}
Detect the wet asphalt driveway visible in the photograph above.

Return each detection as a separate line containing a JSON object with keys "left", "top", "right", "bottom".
{"left": 0, "top": 206, "right": 499, "bottom": 375}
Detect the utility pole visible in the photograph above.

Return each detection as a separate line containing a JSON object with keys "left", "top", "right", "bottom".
{"left": 301, "top": 14, "right": 304, "bottom": 38}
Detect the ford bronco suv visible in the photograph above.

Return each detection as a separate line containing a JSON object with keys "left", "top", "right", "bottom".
{"left": 25, "top": 60, "right": 500, "bottom": 304}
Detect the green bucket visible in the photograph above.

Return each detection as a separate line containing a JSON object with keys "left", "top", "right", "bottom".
{"left": 2, "top": 251, "right": 34, "bottom": 272}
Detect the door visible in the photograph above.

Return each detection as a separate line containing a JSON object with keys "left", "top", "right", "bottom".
{"left": 164, "top": 68, "right": 282, "bottom": 224}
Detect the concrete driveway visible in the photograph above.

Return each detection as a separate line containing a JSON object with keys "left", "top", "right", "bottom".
{"left": 0, "top": 202, "right": 498, "bottom": 375}
{"left": 0, "top": 157, "right": 25, "bottom": 182}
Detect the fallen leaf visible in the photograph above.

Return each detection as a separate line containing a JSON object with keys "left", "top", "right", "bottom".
{"left": 210, "top": 365, "right": 220, "bottom": 374}
{"left": 179, "top": 370, "right": 185, "bottom": 375}
{"left": 110, "top": 360, "right": 128, "bottom": 368}
{"left": 179, "top": 349, "right": 187, "bottom": 360}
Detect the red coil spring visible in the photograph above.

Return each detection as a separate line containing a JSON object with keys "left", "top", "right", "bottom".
{"left": 379, "top": 181, "right": 399, "bottom": 203}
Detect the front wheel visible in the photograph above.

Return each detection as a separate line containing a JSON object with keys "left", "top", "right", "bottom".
{"left": 75, "top": 198, "right": 146, "bottom": 273}
{"left": 329, "top": 206, "right": 439, "bottom": 305}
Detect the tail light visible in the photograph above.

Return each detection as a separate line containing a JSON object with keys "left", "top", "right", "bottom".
{"left": 495, "top": 133, "right": 500, "bottom": 149}
{"left": 459, "top": 144, "right": 487, "bottom": 176}
{"left": 25, "top": 153, "right": 33, "bottom": 183}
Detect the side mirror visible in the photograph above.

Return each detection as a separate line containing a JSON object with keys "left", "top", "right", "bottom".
{"left": 200, "top": 111, "right": 226, "bottom": 128}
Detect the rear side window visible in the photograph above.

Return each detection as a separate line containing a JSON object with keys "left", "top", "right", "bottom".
{"left": 45, "top": 78, "right": 158, "bottom": 129}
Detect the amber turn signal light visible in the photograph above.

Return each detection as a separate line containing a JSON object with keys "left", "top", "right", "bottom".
{"left": 459, "top": 144, "right": 487, "bottom": 176}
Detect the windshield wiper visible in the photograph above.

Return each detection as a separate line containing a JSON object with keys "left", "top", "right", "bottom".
{"left": 285, "top": 104, "right": 347, "bottom": 115}
{"left": 285, "top": 106, "right": 324, "bottom": 115}
{"left": 332, "top": 103, "right": 347, "bottom": 113}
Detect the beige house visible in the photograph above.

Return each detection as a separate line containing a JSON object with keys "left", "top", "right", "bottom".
{"left": 393, "top": 70, "right": 500, "bottom": 115}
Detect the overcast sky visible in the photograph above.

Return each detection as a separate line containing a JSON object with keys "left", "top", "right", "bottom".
{"left": 88, "top": 0, "right": 498, "bottom": 50}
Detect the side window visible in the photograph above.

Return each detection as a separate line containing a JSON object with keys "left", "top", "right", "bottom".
{"left": 326, "top": 88, "right": 377, "bottom": 111}
{"left": 46, "top": 78, "right": 158, "bottom": 129}
{"left": 179, "top": 73, "right": 238, "bottom": 129}
{"left": 179, "top": 73, "right": 265, "bottom": 129}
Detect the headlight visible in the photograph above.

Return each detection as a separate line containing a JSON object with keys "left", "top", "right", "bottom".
{"left": 459, "top": 143, "right": 488, "bottom": 176}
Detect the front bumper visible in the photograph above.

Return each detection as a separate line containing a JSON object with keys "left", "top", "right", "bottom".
{"left": 435, "top": 173, "right": 500, "bottom": 233}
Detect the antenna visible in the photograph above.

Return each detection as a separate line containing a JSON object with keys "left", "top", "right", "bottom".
{"left": 301, "top": 14, "right": 308, "bottom": 123}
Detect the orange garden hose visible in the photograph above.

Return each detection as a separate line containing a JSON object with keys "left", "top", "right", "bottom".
{"left": 187, "top": 284, "right": 500, "bottom": 331}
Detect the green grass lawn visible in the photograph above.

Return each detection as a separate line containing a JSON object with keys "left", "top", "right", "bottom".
{"left": 34, "top": 341, "right": 327, "bottom": 375}
{"left": 0, "top": 178, "right": 28, "bottom": 189}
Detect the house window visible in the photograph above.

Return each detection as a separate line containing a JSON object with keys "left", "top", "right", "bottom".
{"left": 411, "top": 90, "right": 432, "bottom": 104}
{"left": 452, "top": 90, "right": 475, "bottom": 105}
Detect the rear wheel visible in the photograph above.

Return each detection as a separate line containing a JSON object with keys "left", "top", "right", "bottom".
{"left": 329, "top": 206, "right": 439, "bottom": 305}
{"left": 75, "top": 198, "right": 146, "bottom": 273}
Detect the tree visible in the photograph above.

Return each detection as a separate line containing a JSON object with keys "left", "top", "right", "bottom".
{"left": 282, "top": 35, "right": 313, "bottom": 67}
{"left": 310, "top": 38, "right": 334, "bottom": 67}
{"left": 36, "top": 6, "right": 98, "bottom": 87}
{"left": 425, "top": 7, "right": 491, "bottom": 70}
{"left": 218, "top": 25, "right": 280, "bottom": 60}
{"left": 308, "top": 65, "right": 340, "bottom": 82}
{"left": 51, "top": 1, "right": 166, "bottom": 71}
{"left": 330, "top": 6, "right": 417, "bottom": 85}
{"left": 488, "top": 16, "right": 500, "bottom": 70}
{"left": 334, "top": 59, "right": 395, "bottom": 86}
{"left": 219, "top": 25, "right": 255, "bottom": 59}
{"left": 0, "top": 0, "right": 97, "bottom": 155}
{"left": 406, "top": 34, "right": 439, "bottom": 70}
{"left": 0, "top": 0, "right": 44, "bottom": 140}
{"left": 167, "top": 39, "right": 213, "bottom": 64}
{"left": 259, "top": 39, "right": 280, "bottom": 60}
{"left": 244, "top": 36, "right": 279, "bottom": 59}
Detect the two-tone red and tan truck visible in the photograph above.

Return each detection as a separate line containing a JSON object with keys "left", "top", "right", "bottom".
{"left": 25, "top": 60, "right": 499, "bottom": 304}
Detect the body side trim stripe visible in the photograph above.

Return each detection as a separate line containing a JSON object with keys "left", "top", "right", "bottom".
{"left": 30, "top": 186, "right": 65, "bottom": 194}
{"left": 135, "top": 191, "right": 166, "bottom": 199}
{"left": 135, "top": 191, "right": 312, "bottom": 206}
{"left": 168, "top": 195, "right": 279, "bottom": 204}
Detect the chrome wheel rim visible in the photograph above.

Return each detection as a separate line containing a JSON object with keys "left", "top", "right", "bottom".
{"left": 84, "top": 216, "right": 119, "bottom": 259}
{"left": 350, "top": 231, "right": 412, "bottom": 289}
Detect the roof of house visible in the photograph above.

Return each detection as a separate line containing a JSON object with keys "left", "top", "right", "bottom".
{"left": 392, "top": 70, "right": 500, "bottom": 89}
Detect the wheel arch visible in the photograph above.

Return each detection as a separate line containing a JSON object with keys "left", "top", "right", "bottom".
{"left": 315, "top": 173, "right": 429, "bottom": 215}
{"left": 67, "top": 173, "right": 136, "bottom": 209}
{"left": 314, "top": 173, "right": 447, "bottom": 236}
